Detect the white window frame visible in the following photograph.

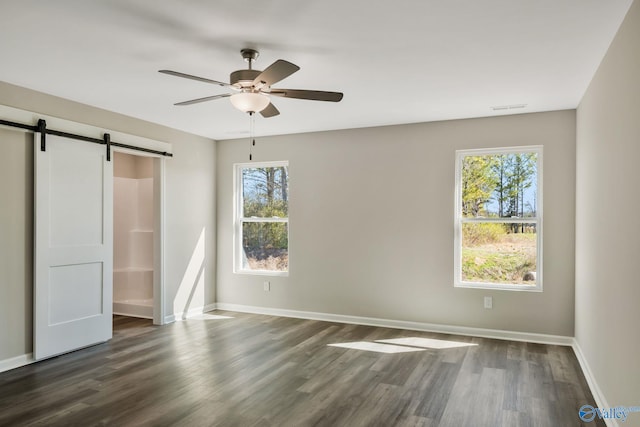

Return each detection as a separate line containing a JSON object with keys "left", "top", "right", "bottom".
{"left": 234, "top": 161, "right": 289, "bottom": 276}
{"left": 454, "top": 146, "right": 543, "bottom": 291}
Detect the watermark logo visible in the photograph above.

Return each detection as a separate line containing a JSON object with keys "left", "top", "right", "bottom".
{"left": 579, "top": 404, "right": 640, "bottom": 423}
{"left": 579, "top": 405, "right": 597, "bottom": 422}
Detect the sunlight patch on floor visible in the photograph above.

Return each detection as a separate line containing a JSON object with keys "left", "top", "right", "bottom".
{"left": 328, "top": 341, "right": 426, "bottom": 354}
{"left": 376, "top": 337, "right": 478, "bottom": 349}
{"left": 329, "top": 336, "right": 478, "bottom": 354}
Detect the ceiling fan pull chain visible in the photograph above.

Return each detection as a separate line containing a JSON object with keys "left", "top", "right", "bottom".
{"left": 249, "top": 112, "right": 255, "bottom": 161}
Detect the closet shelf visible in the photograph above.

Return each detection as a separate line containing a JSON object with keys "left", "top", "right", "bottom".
{"left": 114, "top": 267, "right": 153, "bottom": 273}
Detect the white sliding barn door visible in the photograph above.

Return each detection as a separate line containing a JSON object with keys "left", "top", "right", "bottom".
{"left": 34, "top": 133, "right": 113, "bottom": 360}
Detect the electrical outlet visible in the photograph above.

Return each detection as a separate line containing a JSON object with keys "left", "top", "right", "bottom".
{"left": 263, "top": 281, "right": 270, "bottom": 292}
{"left": 484, "top": 296, "right": 493, "bottom": 309}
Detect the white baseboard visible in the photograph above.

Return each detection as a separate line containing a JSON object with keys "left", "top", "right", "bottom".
{"left": 0, "top": 353, "right": 34, "bottom": 374}
{"left": 164, "top": 303, "right": 217, "bottom": 324}
{"left": 213, "top": 303, "right": 574, "bottom": 346}
{"left": 572, "top": 339, "right": 617, "bottom": 427}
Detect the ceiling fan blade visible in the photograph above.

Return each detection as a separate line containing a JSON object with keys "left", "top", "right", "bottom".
{"left": 269, "top": 89, "right": 343, "bottom": 102}
{"left": 174, "top": 93, "right": 231, "bottom": 106}
{"left": 253, "top": 60, "right": 300, "bottom": 87}
{"left": 260, "top": 102, "right": 280, "bottom": 118}
{"left": 159, "top": 70, "right": 235, "bottom": 89}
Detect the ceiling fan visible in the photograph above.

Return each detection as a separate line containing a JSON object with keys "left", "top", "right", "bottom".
{"left": 159, "top": 48, "right": 343, "bottom": 118}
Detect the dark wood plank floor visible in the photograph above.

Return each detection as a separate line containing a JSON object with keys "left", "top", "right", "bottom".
{"left": 0, "top": 312, "right": 603, "bottom": 427}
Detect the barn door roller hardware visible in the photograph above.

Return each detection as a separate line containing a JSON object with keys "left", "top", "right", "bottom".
{"left": 37, "top": 119, "right": 46, "bottom": 151}
{"left": 0, "top": 117, "right": 173, "bottom": 159}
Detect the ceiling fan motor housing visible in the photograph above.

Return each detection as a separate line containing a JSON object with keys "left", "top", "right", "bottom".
{"left": 230, "top": 69, "right": 262, "bottom": 89}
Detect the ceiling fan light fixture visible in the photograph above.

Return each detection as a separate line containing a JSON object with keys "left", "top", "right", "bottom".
{"left": 230, "top": 92, "right": 270, "bottom": 113}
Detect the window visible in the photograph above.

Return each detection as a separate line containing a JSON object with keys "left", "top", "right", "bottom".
{"left": 454, "top": 146, "right": 542, "bottom": 291}
{"left": 235, "top": 161, "right": 289, "bottom": 275}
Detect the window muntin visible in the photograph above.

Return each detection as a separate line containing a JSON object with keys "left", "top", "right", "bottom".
{"left": 454, "top": 147, "right": 542, "bottom": 291}
{"left": 235, "top": 162, "right": 289, "bottom": 275}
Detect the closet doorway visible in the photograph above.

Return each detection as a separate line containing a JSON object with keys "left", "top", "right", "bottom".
{"left": 113, "top": 151, "right": 165, "bottom": 325}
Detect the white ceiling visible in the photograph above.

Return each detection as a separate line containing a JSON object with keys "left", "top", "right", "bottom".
{"left": 0, "top": 0, "right": 633, "bottom": 140}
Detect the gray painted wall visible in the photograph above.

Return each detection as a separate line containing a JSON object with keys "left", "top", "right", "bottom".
{"left": 0, "top": 128, "right": 33, "bottom": 362}
{"left": 0, "top": 82, "right": 217, "bottom": 361}
{"left": 576, "top": 0, "right": 640, "bottom": 410}
{"left": 217, "top": 111, "right": 577, "bottom": 336}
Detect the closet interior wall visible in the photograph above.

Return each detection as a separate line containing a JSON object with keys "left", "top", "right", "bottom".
{"left": 113, "top": 152, "right": 154, "bottom": 318}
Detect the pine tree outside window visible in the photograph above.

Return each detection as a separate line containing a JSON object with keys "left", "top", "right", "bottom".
{"left": 454, "top": 147, "right": 542, "bottom": 291}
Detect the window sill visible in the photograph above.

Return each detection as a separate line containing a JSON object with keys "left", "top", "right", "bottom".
{"left": 454, "top": 282, "right": 542, "bottom": 292}
{"left": 234, "top": 270, "right": 289, "bottom": 277}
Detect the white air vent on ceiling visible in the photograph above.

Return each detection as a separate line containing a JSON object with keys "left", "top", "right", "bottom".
{"left": 491, "top": 104, "right": 528, "bottom": 111}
